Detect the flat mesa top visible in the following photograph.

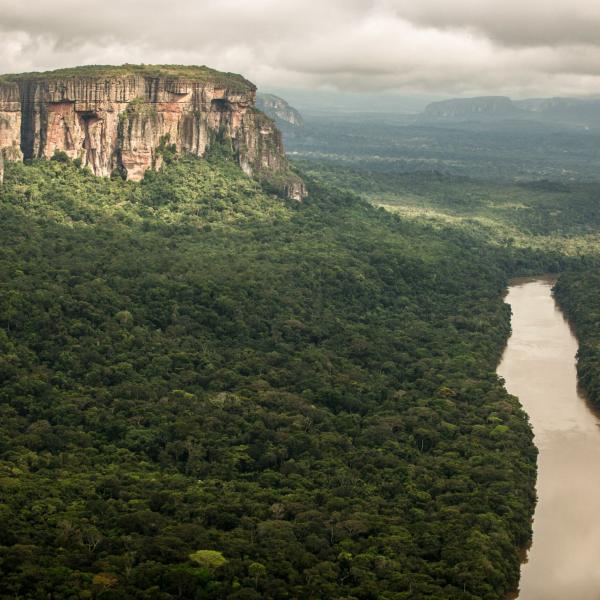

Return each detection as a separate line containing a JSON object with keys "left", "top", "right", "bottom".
{"left": 0, "top": 64, "right": 255, "bottom": 91}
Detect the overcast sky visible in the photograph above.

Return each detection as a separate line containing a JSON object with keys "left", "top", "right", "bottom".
{"left": 1, "top": 0, "right": 600, "bottom": 98}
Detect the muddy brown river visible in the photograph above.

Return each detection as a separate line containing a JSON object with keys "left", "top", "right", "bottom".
{"left": 498, "top": 278, "right": 600, "bottom": 599}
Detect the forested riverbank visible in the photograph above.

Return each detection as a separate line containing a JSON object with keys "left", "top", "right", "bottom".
{"left": 554, "top": 273, "right": 600, "bottom": 408}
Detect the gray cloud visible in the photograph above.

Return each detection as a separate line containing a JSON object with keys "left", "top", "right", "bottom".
{"left": 386, "top": 0, "right": 600, "bottom": 47}
{"left": 1, "top": 0, "right": 600, "bottom": 97}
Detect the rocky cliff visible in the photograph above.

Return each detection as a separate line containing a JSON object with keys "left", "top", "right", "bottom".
{"left": 0, "top": 65, "right": 305, "bottom": 199}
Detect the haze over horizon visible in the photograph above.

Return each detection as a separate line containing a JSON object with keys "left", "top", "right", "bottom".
{"left": 2, "top": 0, "right": 600, "bottom": 100}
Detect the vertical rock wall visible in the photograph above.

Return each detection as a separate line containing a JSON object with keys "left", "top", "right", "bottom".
{"left": 0, "top": 67, "right": 305, "bottom": 199}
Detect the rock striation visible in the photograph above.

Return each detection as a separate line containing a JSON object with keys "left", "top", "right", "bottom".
{"left": 0, "top": 65, "right": 305, "bottom": 199}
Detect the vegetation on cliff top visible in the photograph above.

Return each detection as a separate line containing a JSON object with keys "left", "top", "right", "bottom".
{"left": 0, "top": 155, "right": 539, "bottom": 599}
{"left": 0, "top": 64, "right": 255, "bottom": 91}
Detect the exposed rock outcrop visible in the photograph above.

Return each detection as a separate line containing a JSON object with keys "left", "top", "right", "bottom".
{"left": 0, "top": 65, "right": 305, "bottom": 200}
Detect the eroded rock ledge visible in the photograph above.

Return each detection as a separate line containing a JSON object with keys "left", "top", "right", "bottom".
{"left": 0, "top": 65, "right": 305, "bottom": 200}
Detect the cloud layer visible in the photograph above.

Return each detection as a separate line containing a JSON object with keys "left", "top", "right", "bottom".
{"left": 1, "top": 0, "right": 599, "bottom": 97}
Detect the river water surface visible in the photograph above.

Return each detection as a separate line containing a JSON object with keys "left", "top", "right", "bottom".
{"left": 498, "top": 278, "right": 600, "bottom": 599}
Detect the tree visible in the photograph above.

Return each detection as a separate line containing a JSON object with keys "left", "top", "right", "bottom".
{"left": 248, "top": 562, "right": 266, "bottom": 589}
{"left": 189, "top": 550, "right": 228, "bottom": 572}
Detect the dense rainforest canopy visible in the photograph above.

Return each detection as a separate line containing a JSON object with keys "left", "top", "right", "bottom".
{"left": 1, "top": 145, "right": 599, "bottom": 599}
{"left": 0, "top": 152, "right": 547, "bottom": 600}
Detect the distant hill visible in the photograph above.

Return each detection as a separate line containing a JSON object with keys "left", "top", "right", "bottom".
{"left": 257, "top": 93, "right": 304, "bottom": 128}
{"left": 422, "top": 95, "right": 600, "bottom": 128}
{"left": 423, "top": 96, "right": 521, "bottom": 120}
{"left": 514, "top": 97, "right": 600, "bottom": 125}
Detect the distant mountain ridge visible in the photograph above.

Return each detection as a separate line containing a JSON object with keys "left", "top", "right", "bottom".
{"left": 256, "top": 93, "right": 304, "bottom": 128}
{"left": 424, "top": 96, "right": 520, "bottom": 119}
{"left": 422, "top": 95, "right": 600, "bottom": 127}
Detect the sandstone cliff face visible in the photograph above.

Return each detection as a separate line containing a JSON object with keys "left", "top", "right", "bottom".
{"left": 0, "top": 66, "right": 305, "bottom": 199}
{"left": 0, "top": 80, "right": 22, "bottom": 183}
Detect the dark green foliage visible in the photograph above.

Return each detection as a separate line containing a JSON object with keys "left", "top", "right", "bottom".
{"left": 156, "top": 135, "right": 179, "bottom": 167}
{"left": 0, "top": 157, "right": 537, "bottom": 599}
{"left": 554, "top": 274, "right": 600, "bottom": 407}
{"left": 205, "top": 137, "right": 236, "bottom": 164}
{"left": 50, "top": 150, "right": 70, "bottom": 164}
